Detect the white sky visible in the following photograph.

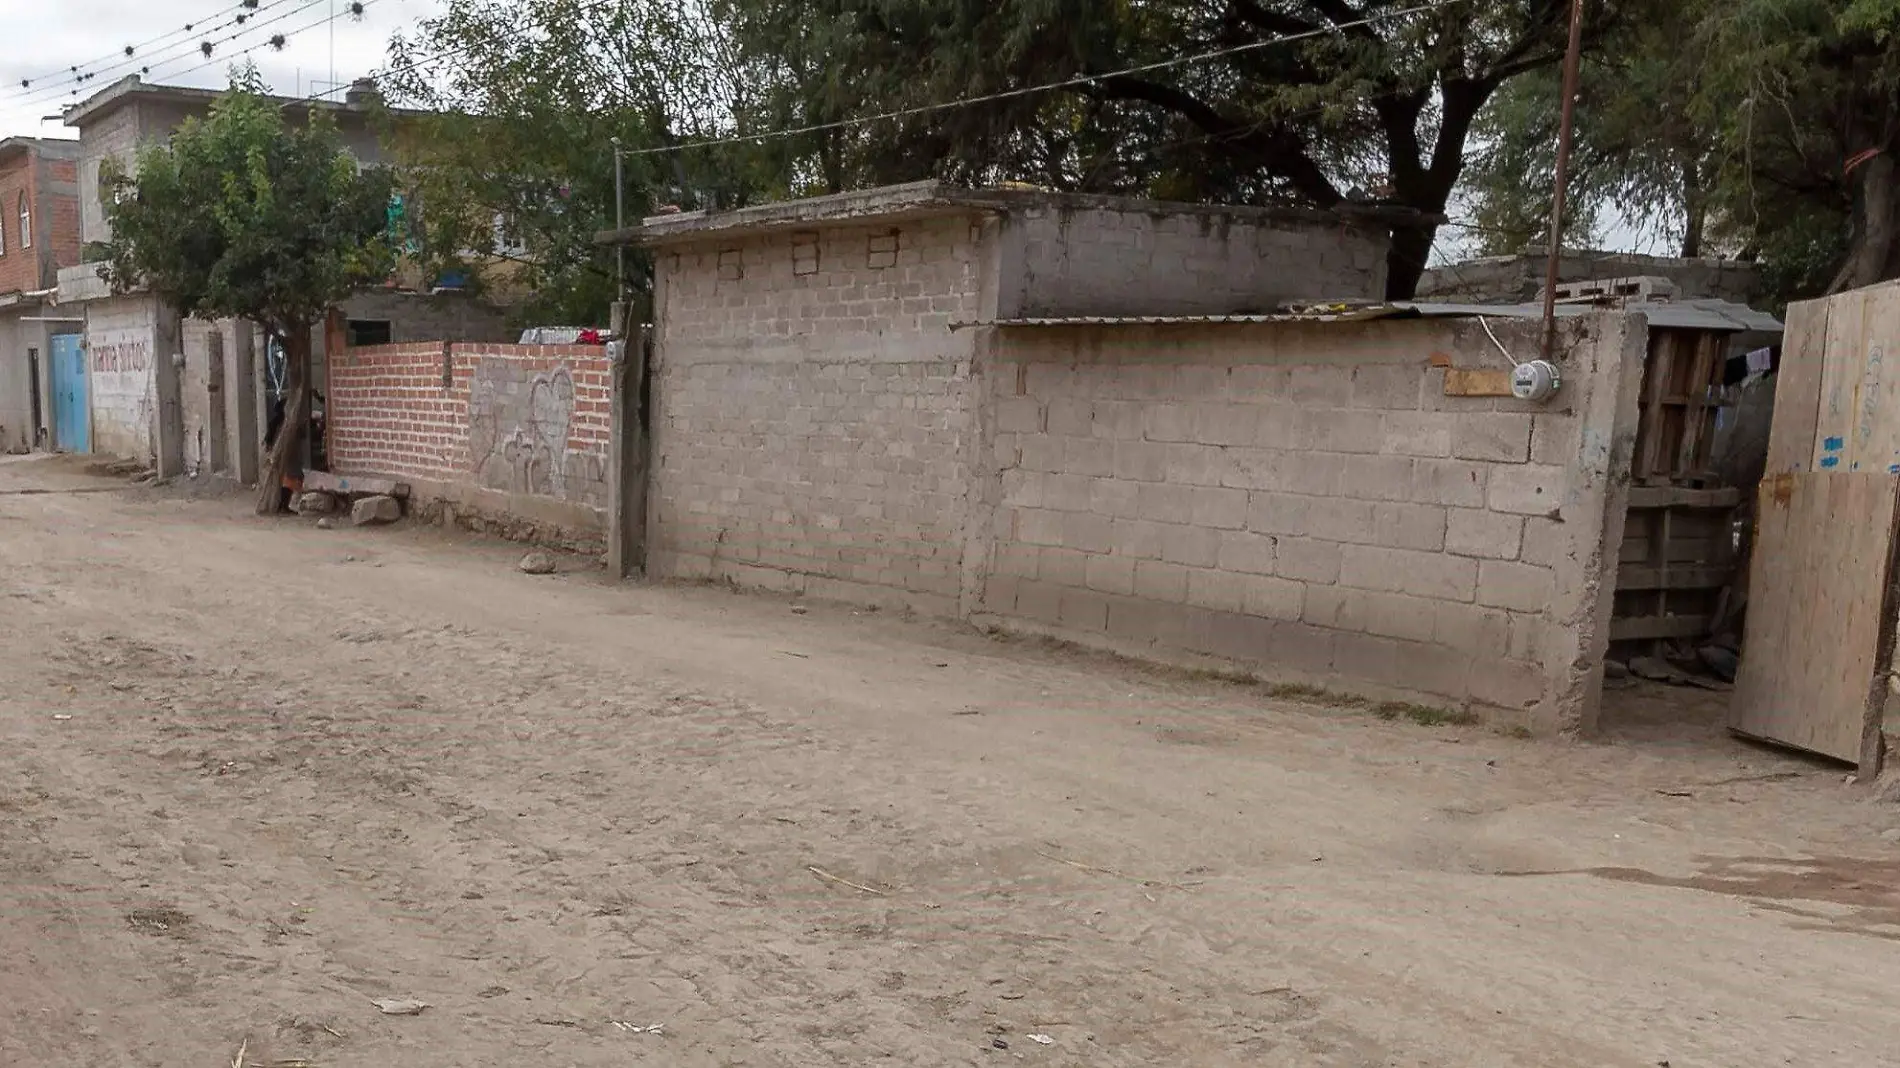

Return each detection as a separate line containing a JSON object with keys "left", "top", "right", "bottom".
{"left": 0, "top": 0, "right": 440, "bottom": 140}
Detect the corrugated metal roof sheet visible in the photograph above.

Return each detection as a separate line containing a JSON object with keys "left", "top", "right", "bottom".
{"left": 954, "top": 298, "right": 1782, "bottom": 334}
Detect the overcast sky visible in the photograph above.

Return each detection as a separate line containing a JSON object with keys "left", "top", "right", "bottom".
{"left": 0, "top": 0, "right": 440, "bottom": 139}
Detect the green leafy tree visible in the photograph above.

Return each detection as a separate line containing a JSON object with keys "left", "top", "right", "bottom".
{"left": 102, "top": 68, "right": 396, "bottom": 513}
{"left": 384, "top": 0, "right": 777, "bottom": 326}
{"left": 1463, "top": 0, "right": 1900, "bottom": 306}
{"left": 719, "top": 0, "right": 1648, "bottom": 297}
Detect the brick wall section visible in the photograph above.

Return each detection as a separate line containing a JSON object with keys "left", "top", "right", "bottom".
{"left": 976, "top": 315, "right": 1643, "bottom": 732}
{"left": 0, "top": 146, "right": 80, "bottom": 296}
{"left": 648, "top": 215, "right": 986, "bottom": 615}
{"left": 327, "top": 341, "right": 612, "bottom": 512}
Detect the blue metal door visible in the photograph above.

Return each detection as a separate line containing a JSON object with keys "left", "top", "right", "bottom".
{"left": 50, "top": 333, "right": 88, "bottom": 453}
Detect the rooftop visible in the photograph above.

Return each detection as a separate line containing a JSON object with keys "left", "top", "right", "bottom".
{"left": 0, "top": 136, "right": 79, "bottom": 166}
{"left": 951, "top": 297, "right": 1783, "bottom": 335}
{"left": 599, "top": 179, "right": 1427, "bottom": 247}
{"left": 62, "top": 74, "right": 417, "bottom": 130}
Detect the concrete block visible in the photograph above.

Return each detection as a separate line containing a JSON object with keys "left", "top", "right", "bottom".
{"left": 1468, "top": 656, "right": 1546, "bottom": 709}
{"left": 1477, "top": 560, "right": 1555, "bottom": 612}
{"left": 993, "top": 543, "right": 1041, "bottom": 578}
{"left": 1065, "top": 437, "right": 1117, "bottom": 477}
{"left": 1433, "top": 602, "right": 1511, "bottom": 653}
{"left": 1083, "top": 552, "right": 1137, "bottom": 595}
{"left": 1372, "top": 502, "right": 1447, "bottom": 551}
{"left": 1529, "top": 413, "right": 1573, "bottom": 465}
{"left": 1043, "top": 473, "right": 1093, "bottom": 512}
{"left": 1058, "top": 587, "right": 1112, "bottom": 632}
{"left": 1296, "top": 407, "right": 1383, "bottom": 454}
{"left": 1353, "top": 590, "right": 1439, "bottom": 643}
{"left": 1165, "top": 443, "right": 1231, "bottom": 487}
{"left": 1160, "top": 525, "right": 1223, "bottom": 569}
{"left": 1189, "top": 487, "right": 1249, "bottom": 530}
{"left": 1273, "top": 537, "right": 1342, "bottom": 583}
{"left": 352, "top": 495, "right": 402, "bottom": 525}
{"left": 1252, "top": 403, "right": 1304, "bottom": 449}
{"left": 1349, "top": 365, "right": 1423, "bottom": 410}
{"left": 1015, "top": 579, "right": 1063, "bottom": 624}
{"left": 1039, "top": 547, "right": 1090, "bottom": 587}
{"left": 1452, "top": 413, "right": 1533, "bottom": 463}
{"left": 1239, "top": 574, "right": 1305, "bottom": 622}
{"left": 1112, "top": 440, "right": 1172, "bottom": 482}
{"left": 1337, "top": 632, "right": 1469, "bottom": 700}
{"left": 1134, "top": 559, "right": 1190, "bottom": 602}
{"left": 1188, "top": 566, "right": 1246, "bottom": 612}
{"left": 1339, "top": 454, "right": 1415, "bottom": 502}
{"left": 1411, "top": 459, "right": 1489, "bottom": 507}
{"left": 1302, "top": 496, "right": 1378, "bottom": 544}
{"left": 1301, "top": 584, "right": 1348, "bottom": 627}
{"left": 1142, "top": 401, "right": 1198, "bottom": 443}
{"left": 1136, "top": 482, "right": 1195, "bottom": 522}
{"left": 1061, "top": 511, "right": 1117, "bottom": 554}
{"left": 1519, "top": 517, "right": 1567, "bottom": 567}
{"left": 1217, "top": 530, "right": 1279, "bottom": 575}
{"left": 1445, "top": 509, "right": 1523, "bottom": 560}
{"left": 1380, "top": 411, "right": 1452, "bottom": 457}
{"left": 1487, "top": 463, "right": 1566, "bottom": 516}
{"left": 1246, "top": 491, "right": 1308, "bottom": 536}
{"left": 1288, "top": 366, "right": 1351, "bottom": 406}
{"left": 995, "top": 397, "right": 1043, "bottom": 434}
{"left": 1047, "top": 398, "right": 1093, "bottom": 437}
{"left": 1015, "top": 508, "right": 1065, "bottom": 546}
{"left": 1194, "top": 402, "right": 1259, "bottom": 446}
{"left": 1193, "top": 609, "right": 1280, "bottom": 663}
{"left": 1507, "top": 612, "right": 1544, "bottom": 662}
{"left": 1339, "top": 544, "right": 1477, "bottom": 601}
{"left": 1091, "top": 400, "right": 1145, "bottom": 441}
{"left": 1113, "top": 518, "right": 1168, "bottom": 559}
{"left": 982, "top": 574, "right": 1020, "bottom": 612}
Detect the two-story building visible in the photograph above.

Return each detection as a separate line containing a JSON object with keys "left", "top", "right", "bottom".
{"left": 0, "top": 137, "right": 81, "bottom": 453}
{"left": 55, "top": 75, "right": 512, "bottom": 475}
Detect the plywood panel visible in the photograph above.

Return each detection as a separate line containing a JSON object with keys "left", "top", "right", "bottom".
{"left": 1730, "top": 472, "right": 1900, "bottom": 766}
{"left": 1766, "top": 296, "right": 1830, "bottom": 473}
{"left": 1843, "top": 281, "right": 1900, "bottom": 474}
{"left": 1811, "top": 288, "right": 1868, "bottom": 472}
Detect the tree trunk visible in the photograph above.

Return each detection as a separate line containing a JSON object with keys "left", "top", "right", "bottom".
{"left": 254, "top": 325, "right": 310, "bottom": 516}
{"left": 1829, "top": 150, "right": 1900, "bottom": 295}
{"left": 1681, "top": 159, "right": 1706, "bottom": 259}
{"left": 1385, "top": 222, "right": 1438, "bottom": 300}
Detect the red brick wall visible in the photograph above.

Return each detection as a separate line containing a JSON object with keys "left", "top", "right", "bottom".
{"left": 327, "top": 341, "right": 613, "bottom": 509}
{"left": 0, "top": 149, "right": 81, "bottom": 295}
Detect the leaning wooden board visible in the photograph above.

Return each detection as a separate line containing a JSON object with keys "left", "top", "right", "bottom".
{"left": 1729, "top": 472, "right": 1900, "bottom": 767}
{"left": 1763, "top": 294, "right": 1830, "bottom": 474}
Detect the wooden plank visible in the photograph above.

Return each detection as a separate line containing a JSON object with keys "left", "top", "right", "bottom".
{"left": 1843, "top": 280, "right": 1900, "bottom": 474}
{"left": 1729, "top": 472, "right": 1900, "bottom": 765}
{"left": 1765, "top": 296, "right": 1831, "bottom": 473}
{"left": 1616, "top": 565, "right": 1730, "bottom": 592}
{"left": 1610, "top": 614, "right": 1713, "bottom": 642}
{"left": 1811, "top": 288, "right": 1868, "bottom": 472}
{"left": 302, "top": 470, "right": 412, "bottom": 499}
{"left": 1442, "top": 368, "right": 1513, "bottom": 396}
{"left": 1677, "top": 331, "right": 1722, "bottom": 475}
{"left": 1624, "top": 486, "right": 1743, "bottom": 509}
{"left": 1636, "top": 331, "right": 1679, "bottom": 480}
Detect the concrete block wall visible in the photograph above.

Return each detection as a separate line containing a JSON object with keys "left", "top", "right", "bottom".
{"left": 1000, "top": 204, "right": 1388, "bottom": 316}
{"left": 84, "top": 293, "right": 165, "bottom": 461}
{"left": 327, "top": 341, "right": 612, "bottom": 521}
{"left": 975, "top": 314, "right": 1644, "bottom": 732}
{"left": 648, "top": 215, "right": 986, "bottom": 615}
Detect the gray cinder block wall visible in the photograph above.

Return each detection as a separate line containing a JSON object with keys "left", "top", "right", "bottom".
{"left": 640, "top": 186, "right": 1643, "bottom": 731}
{"left": 976, "top": 315, "right": 1644, "bottom": 734}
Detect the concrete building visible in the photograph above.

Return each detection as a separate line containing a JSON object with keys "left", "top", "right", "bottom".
{"left": 0, "top": 137, "right": 81, "bottom": 453}
{"left": 53, "top": 75, "right": 512, "bottom": 474}
{"left": 1416, "top": 248, "right": 1761, "bottom": 307}
{"left": 599, "top": 183, "right": 1659, "bottom": 733}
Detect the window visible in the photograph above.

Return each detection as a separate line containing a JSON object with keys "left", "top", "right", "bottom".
{"left": 19, "top": 193, "right": 29, "bottom": 249}
{"left": 346, "top": 320, "right": 393, "bottom": 346}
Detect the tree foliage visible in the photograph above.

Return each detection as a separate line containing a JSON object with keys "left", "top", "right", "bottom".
{"left": 384, "top": 0, "right": 780, "bottom": 326}
{"left": 1463, "top": 0, "right": 1900, "bottom": 305}
{"left": 101, "top": 67, "right": 396, "bottom": 512}
{"left": 718, "top": 0, "right": 1646, "bottom": 297}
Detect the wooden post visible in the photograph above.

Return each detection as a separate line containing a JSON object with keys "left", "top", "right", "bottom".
{"left": 607, "top": 318, "right": 648, "bottom": 580}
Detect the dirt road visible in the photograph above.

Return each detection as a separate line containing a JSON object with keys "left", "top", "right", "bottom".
{"left": 2, "top": 455, "right": 1897, "bottom": 1067}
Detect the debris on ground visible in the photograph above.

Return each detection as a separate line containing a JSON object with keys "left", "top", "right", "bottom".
{"left": 611, "top": 1021, "right": 664, "bottom": 1034}
{"left": 1028, "top": 1033, "right": 1055, "bottom": 1044}
{"left": 315, "top": 517, "right": 336, "bottom": 530}
{"left": 296, "top": 491, "right": 337, "bottom": 515}
{"left": 351, "top": 495, "right": 402, "bottom": 526}
{"left": 518, "top": 551, "right": 557, "bottom": 575}
{"left": 790, "top": 605, "right": 808, "bottom": 615}
{"left": 1697, "top": 644, "right": 1740, "bottom": 683}
{"left": 370, "top": 997, "right": 429, "bottom": 1016}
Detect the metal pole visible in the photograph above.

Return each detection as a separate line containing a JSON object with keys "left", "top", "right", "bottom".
{"left": 611, "top": 137, "right": 626, "bottom": 301}
{"left": 1541, "top": 0, "right": 1587, "bottom": 362}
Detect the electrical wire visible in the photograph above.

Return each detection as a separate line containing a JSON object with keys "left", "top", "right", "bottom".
{"left": 3, "top": 0, "right": 309, "bottom": 106}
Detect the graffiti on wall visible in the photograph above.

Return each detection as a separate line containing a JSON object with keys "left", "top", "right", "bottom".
{"left": 467, "top": 361, "right": 605, "bottom": 506}
{"left": 87, "top": 329, "right": 157, "bottom": 458}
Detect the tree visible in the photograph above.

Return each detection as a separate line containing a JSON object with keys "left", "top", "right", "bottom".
{"left": 1462, "top": 0, "right": 1900, "bottom": 306}
{"left": 102, "top": 68, "right": 396, "bottom": 514}
{"left": 720, "top": 0, "right": 1647, "bottom": 297}
{"left": 384, "top": 0, "right": 776, "bottom": 326}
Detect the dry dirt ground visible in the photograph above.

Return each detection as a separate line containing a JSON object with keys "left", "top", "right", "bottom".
{"left": 3, "top": 454, "right": 1899, "bottom": 1068}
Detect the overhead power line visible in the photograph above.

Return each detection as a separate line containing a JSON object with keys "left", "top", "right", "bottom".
{"left": 3, "top": 0, "right": 297, "bottom": 104}
{"left": 613, "top": 0, "right": 1471, "bottom": 157}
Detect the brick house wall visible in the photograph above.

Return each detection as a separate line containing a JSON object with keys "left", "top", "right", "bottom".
{"left": 327, "top": 341, "right": 612, "bottom": 539}
{"left": 0, "top": 144, "right": 80, "bottom": 296}
{"left": 975, "top": 315, "right": 1644, "bottom": 732}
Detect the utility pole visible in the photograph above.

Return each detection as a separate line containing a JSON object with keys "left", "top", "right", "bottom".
{"left": 611, "top": 137, "right": 626, "bottom": 303}
{"left": 1541, "top": 0, "right": 1587, "bottom": 362}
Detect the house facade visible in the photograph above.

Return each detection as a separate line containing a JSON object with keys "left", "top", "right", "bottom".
{"left": 54, "top": 75, "right": 512, "bottom": 474}
{"left": 0, "top": 137, "right": 81, "bottom": 453}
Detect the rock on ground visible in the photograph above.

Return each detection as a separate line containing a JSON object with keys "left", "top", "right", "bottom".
{"left": 297, "top": 491, "right": 337, "bottom": 515}
{"left": 351, "top": 495, "right": 402, "bottom": 526}
{"left": 518, "top": 551, "right": 557, "bottom": 575}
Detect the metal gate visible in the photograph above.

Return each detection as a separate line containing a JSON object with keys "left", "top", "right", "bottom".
{"left": 50, "top": 332, "right": 88, "bottom": 453}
